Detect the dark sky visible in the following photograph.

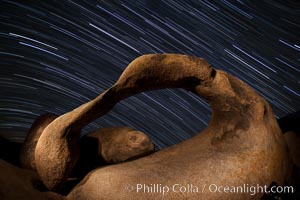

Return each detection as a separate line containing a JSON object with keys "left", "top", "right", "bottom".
{"left": 0, "top": 0, "right": 299, "bottom": 149}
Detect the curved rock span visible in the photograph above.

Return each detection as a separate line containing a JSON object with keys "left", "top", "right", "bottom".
{"left": 34, "top": 54, "right": 292, "bottom": 199}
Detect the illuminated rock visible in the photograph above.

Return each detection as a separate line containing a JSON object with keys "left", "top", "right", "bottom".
{"left": 34, "top": 54, "right": 291, "bottom": 199}
{"left": 81, "top": 126, "right": 154, "bottom": 164}
{"left": 73, "top": 127, "right": 155, "bottom": 178}
{"left": 20, "top": 113, "right": 57, "bottom": 170}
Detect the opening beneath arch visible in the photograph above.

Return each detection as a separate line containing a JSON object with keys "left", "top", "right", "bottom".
{"left": 82, "top": 88, "right": 212, "bottom": 150}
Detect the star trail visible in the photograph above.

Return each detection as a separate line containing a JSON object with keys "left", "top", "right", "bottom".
{"left": 0, "top": 0, "right": 299, "bottom": 149}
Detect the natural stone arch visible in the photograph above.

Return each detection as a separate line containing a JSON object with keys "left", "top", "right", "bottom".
{"left": 35, "top": 54, "right": 291, "bottom": 199}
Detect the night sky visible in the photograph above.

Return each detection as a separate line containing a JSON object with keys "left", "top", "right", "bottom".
{"left": 1, "top": 0, "right": 299, "bottom": 149}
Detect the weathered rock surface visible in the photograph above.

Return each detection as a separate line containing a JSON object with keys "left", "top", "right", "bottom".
{"left": 34, "top": 54, "right": 291, "bottom": 199}
{"left": 73, "top": 127, "right": 154, "bottom": 178}
{"left": 20, "top": 113, "right": 57, "bottom": 170}
{"left": 83, "top": 127, "right": 155, "bottom": 163}
{"left": 0, "top": 159, "right": 64, "bottom": 200}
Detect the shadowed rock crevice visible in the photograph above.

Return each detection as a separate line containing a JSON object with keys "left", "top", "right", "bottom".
{"left": 0, "top": 136, "right": 22, "bottom": 167}
{"left": 0, "top": 160, "right": 64, "bottom": 200}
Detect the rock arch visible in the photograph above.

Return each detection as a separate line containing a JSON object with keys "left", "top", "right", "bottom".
{"left": 35, "top": 54, "right": 291, "bottom": 199}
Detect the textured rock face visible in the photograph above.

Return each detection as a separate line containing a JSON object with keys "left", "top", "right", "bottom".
{"left": 72, "top": 127, "right": 155, "bottom": 179}
{"left": 81, "top": 127, "right": 155, "bottom": 164}
{"left": 20, "top": 113, "right": 57, "bottom": 170}
{"left": 34, "top": 54, "right": 291, "bottom": 199}
{"left": 0, "top": 159, "right": 64, "bottom": 200}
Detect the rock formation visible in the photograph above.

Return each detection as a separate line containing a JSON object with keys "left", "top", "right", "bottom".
{"left": 73, "top": 126, "right": 155, "bottom": 179}
{"left": 19, "top": 112, "right": 154, "bottom": 192}
{"left": 34, "top": 54, "right": 291, "bottom": 199}
{"left": 20, "top": 113, "right": 57, "bottom": 170}
{"left": 82, "top": 127, "right": 155, "bottom": 164}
